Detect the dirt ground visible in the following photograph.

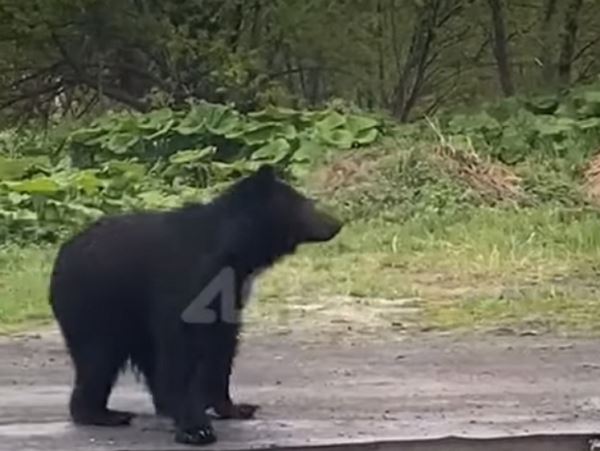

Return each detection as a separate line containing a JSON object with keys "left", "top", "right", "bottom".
{"left": 2, "top": 327, "right": 600, "bottom": 450}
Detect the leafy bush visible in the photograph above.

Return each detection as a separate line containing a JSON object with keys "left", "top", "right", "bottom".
{"left": 66, "top": 102, "right": 381, "bottom": 170}
{"left": 4, "top": 83, "right": 600, "bottom": 245}
{"left": 0, "top": 103, "right": 383, "bottom": 243}
{"left": 438, "top": 83, "right": 600, "bottom": 164}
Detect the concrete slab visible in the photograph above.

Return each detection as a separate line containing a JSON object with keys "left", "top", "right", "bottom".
{"left": 2, "top": 329, "right": 600, "bottom": 450}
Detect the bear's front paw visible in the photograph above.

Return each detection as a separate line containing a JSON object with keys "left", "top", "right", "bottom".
{"left": 71, "top": 408, "right": 135, "bottom": 427}
{"left": 213, "top": 401, "right": 260, "bottom": 420}
{"left": 174, "top": 424, "right": 217, "bottom": 446}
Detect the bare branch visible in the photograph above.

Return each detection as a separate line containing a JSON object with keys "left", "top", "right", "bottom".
{"left": 557, "top": 0, "right": 584, "bottom": 86}
{"left": 0, "top": 82, "right": 63, "bottom": 111}
{"left": 487, "top": 0, "right": 515, "bottom": 96}
{"left": 50, "top": 31, "right": 150, "bottom": 112}
{"left": 571, "top": 36, "right": 600, "bottom": 64}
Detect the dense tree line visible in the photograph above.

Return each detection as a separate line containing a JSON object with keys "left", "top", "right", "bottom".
{"left": 0, "top": 0, "right": 598, "bottom": 125}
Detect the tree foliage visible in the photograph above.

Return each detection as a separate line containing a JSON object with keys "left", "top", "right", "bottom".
{"left": 0, "top": 102, "right": 385, "bottom": 242}
{"left": 1, "top": 0, "right": 599, "bottom": 125}
{"left": 2, "top": 81, "right": 600, "bottom": 244}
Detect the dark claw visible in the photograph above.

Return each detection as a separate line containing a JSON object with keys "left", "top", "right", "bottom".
{"left": 72, "top": 409, "right": 135, "bottom": 427}
{"left": 111, "top": 410, "right": 136, "bottom": 426}
{"left": 213, "top": 401, "right": 260, "bottom": 420}
{"left": 174, "top": 425, "right": 217, "bottom": 446}
{"left": 233, "top": 403, "right": 260, "bottom": 419}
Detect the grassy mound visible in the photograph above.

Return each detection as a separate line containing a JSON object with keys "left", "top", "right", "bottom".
{"left": 4, "top": 87, "right": 600, "bottom": 337}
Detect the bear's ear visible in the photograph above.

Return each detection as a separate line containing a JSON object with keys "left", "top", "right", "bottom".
{"left": 255, "top": 164, "right": 276, "bottom": 182}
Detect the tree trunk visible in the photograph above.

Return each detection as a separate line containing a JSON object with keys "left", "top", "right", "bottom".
{"left": 376, "top": 0, "right": 386, "bottom": 107}
{"left": 557, "top": 0, "right": 584, "bottom": 87}
{"left": 538, "top": 0, "right": 559, "bottom": 85}
{"left": 249, "top": 0, "right": 263, "bottom": 49}
{"left": 390, "top": 2, "right": 436, "bottom": 121}
{"left": 487, "top": 0, "right": 515, "bottom": 96}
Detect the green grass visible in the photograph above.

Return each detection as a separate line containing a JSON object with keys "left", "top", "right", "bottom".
{"left": 246, "top": 206, "right": 600, "bottom": 337}
{"left": 4, "top": 205, "right": 599, "bottom": 337}
{"left": 0, "top": 244, "right": 56, "bottom": 334}
{"left": 4, "top": 89, "right": 600, "bottom": 339}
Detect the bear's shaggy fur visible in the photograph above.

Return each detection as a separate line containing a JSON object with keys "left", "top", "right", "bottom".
{"left": 48, "top": 165, "right": 343, "bottom": 445}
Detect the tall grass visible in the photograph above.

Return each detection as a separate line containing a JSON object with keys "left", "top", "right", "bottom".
{"left": 2, "top": 140, "right": 600, "bottom": 336}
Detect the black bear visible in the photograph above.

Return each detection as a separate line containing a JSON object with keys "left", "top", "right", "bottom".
{"left": 48, "top": 165, "right": 343, "bottom": 445}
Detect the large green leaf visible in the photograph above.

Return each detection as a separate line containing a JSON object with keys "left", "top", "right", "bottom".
{"left": 231, "top": 122, "right": 283, "bottom": 145}
{"left": 346, "top": 114, "right": 379, "bottom": 134}
{"left": 102, "top": 160, "right": 147, "bottom": 178}
{"left": 137, "top": 190, "right": 181, "bottom": 209}
{"left": 497, "top": 127, "right": 530, "bottom": 164}
{"left": 354, "top": 128, "right": 379, "bottom": 145}
{"left": 175, "top": 114, "right": 206, "bottom": 136}
{"left": 56, "top": 201, "right": 104, "bottom": 219}
{"left": 448, "top": 112, "right": 501, "bottom": 133}
{"left": 6, "top": 192, "right": 29, "bottom": 205}
{"left": 524, "top": 95, "right": 560, "bottom": 115}
{"left": 0, "top": 208, "right": 38, "bottom": 221}
{"left": 251, "top": 138, "right": 291, "bottom": 162}
{"left": 281, "top": 123, "right": 298, "bottom": 140}
{"left": 68, "top": 126, "right": 106, "bottom": 145}
{"left": 69, "top": 170, "right": 104, "bottom": 195}
{"left": 105, "top": 133, "right": 140, "bottom": 154}
{"left": 205, "top": 104, "right": 242, "bottom": 135}
{"left": 319, "top": 128, "right": 354, "bottom": 149}
{"left": 291, "top": 139, "right": 326, "bottom": 163}
{"left": 576, "top": 90, "right": 600, "bottom": 118}
{"left": 0, "top": 156, "right": 50, "bottom": 181}
{"left": 6, "top": 177, "right": 62, "bottom": 195}
{"left": 534, "top": 116, "right": 577, "bottom": 136}
{"left": 581, "top": 90, "right": 600, "bottom": 104}
{"left": 145, "top": 119, "right": 176, "bottom": 140}
{"left": 113, "top": 116, "right": 141, "bottom": 135}
{"left": 138, "top": 108, "right": 175, "bottom": 130}
{"left": 316, "top": 110, "right": 347, "bottom": 132}
{"left": 248, "top": 105, "right": 303, "bottom": 121}
{"left": 169, "top": 147, "right": 216, "bottom": 164}
{"left": 576, "top": 118, "right": 600, "bottom": 130}
{"left": 243, "top": 122, "right": 296, "bottom": 145}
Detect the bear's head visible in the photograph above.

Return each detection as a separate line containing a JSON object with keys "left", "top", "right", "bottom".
{"left": 253, "top": 164, "right": 342, "bottom": 244}
{"left": 225, "top": 164, "right": 343, "bottom": 261}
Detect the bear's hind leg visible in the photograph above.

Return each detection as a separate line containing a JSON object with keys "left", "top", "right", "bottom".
{"left": 69, "top": 341, "right": 134, "bottom": 427}
{"left": 130, "top": 345, "right": 172, "bottom": 418}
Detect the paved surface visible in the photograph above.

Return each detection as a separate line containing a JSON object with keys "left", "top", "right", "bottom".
{"left": 2, "top": 328, "right": 600, "bottom": 450}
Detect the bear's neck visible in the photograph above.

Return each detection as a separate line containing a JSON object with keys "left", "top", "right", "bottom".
{"left": 224, "top": 218, "right": 293, "bottom": 277}
{"left": 172, "top": 201, "right": 295, "bottom": 279}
